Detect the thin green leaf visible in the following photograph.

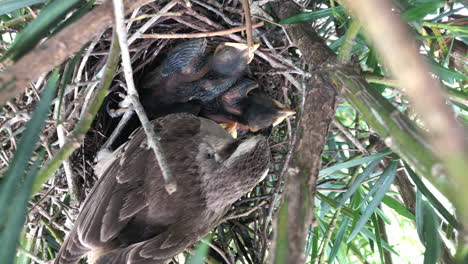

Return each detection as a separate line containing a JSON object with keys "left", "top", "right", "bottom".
{"left": 56, "top": 50, "right": 83, "bottom": 124}
{"left": 0, "top": 70, "right": 59, "bottom": 221}
{"left": 357, "top": 162, "right": 396, "bottom": 209}
{"left": 2, "top": 0, "right": 82, "bottom": 61}
{"left": 279, "top": 6, "right": 345, "bottom": 24}
{"left": 0, "top": 0, "right": 47, "bottom": 15}
{"left": 382, "top": 195, "right": 415, "bottom": 220}
{"left": 426, "top": 57, "right": 468, "bottom": 84}
{"left": 15, "top": 231, "right": 34, "bottom": 264}
{"left": 320, "top": 150, "right": 392, "bottom": 177}
{"left": 422, "top": 201, "right": 441, "bottom": 264}
{"left": 416, "top": 190, "right": 424, "bottom": 242}
{"left": 312, "top": 227, "right": 319, "bottom": 260}
{"left": 316, "top": 192, "right": 360, "bottom": 220}
{"left": 404, "top": 163, "right": 458, "bottom": 228}
{"left": 375, "top": 207, "right": 392, "bottom": 225}
{"left": 0, "top": 151, "right": 44, "bottom": 263}
{"left": 402, "top": 0, "right": 444, "bottom": 22}
{"left": 360, "top": 227, "right": 399, "bottom": 256}
{"left": 347, "top": 161, "right": 398, "bottom": 242}
{"left": 337, "top": 159, "right": 380, "bottom": 208}
{"left": 371, "top": 214, "right": 385, "bottom": 264}
{"left": 328, "top": 217, "right": 349, "bottom": 263}
{"left": 50, "top": 0, "right": 94, "bottom": 36}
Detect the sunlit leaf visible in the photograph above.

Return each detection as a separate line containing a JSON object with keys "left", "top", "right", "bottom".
{"left": 417, "top": 200, "right": 441, "bottom": 264}
{"left": 328, "top": 217, "right": 349, "bottom": 263}
{"left": 405, "top": 163, "right": 458, "bottom": 228}
{"left": 319, "top": 150, "right": 391, "bottom": 177}
{"left": 337, "top": 159, "right": 380, "bottom": 208}
{"left": 347, "top": 161, "right": 398, "bottom": 242}
{"left": 382, "top": 195, "right": 415, "bottom": 220}
{"left": 402, "top": 0, "right": 444, "bottom": 22}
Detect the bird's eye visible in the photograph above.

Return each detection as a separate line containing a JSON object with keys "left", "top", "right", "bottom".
{"left": 206, "top": 152, "right": 215, "bottom": 159}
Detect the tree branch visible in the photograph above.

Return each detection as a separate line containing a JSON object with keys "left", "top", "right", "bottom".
{"left": 0, "top": 0, "right": 148, "bottom": 105}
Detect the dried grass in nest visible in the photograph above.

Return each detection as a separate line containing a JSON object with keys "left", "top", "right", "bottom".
{"left": 1, "top": 0, "right": 305, "bottom": 263}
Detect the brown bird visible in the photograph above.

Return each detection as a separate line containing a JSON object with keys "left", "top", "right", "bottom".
{"left": 55, "top": 113, "right": 270, "bottom": 264}
{"left": 202, "top": 79, "right": 296, "bottom": 137}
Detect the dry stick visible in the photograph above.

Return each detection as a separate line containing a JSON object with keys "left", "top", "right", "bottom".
{"left": 112, "top": 0, "right": 176, "bottom": 194}
{"left": 100, "top": 1, "right": 178, "bottom": 151}
{"left": 124, "top": 11, "right": 184, "bottom": 23}
{"left": 201, "top": 240, "right": 233, "bottom": 264}
{"left": 240, "top": 0, "right": 255, "bottom": 60}
{"left": 140, "top": 22, "right": 264, "bottom": 39}
{"left": 191, "top": 0, "right": 238, "bottom": 26}
{"left": 224, "top": 201, "right": 268, "bottom": 221}
{"left": 127, "top": 0, "right": 178, "bottom": 45}
{"left": 332, "top": 119, "right": 369, "bottom": 155}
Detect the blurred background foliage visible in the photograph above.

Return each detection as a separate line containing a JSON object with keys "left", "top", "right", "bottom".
{"left": 0, "top": 0, "right": 466, "bottom": 263}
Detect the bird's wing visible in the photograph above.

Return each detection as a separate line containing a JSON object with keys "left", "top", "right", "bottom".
{"left": 55, "top": 114, "right": 202, "bottom": 264}
{"left": 161, "top": 39, "right": 207, "bottom": 77}
{"left": 94, "top": 225, "right": 196, "bottom": 264}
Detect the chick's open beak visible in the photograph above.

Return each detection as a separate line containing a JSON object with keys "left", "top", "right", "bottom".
{"left": 220, "top": 122, "right": 238, "bottom": 138}
{"left": 222, "top": 42, "right": 260, "bottom": 64}
{"left": 271, "top": 99, "right": 296, "bottom": 127}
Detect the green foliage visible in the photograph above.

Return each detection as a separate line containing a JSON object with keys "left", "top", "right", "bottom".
{"left": 279, "top": 0, "right": 465, "bottom": 261}
{"left": 0, "top": 70, "right": 59, "bottom": 263}
{"left": 402, "top": 0, "right": 444, "bottom": 21}
{"left": 0, "top": 0, "right": 47, "bottom": 16}
{"left": 1, "top": 0, "right": 83, "bottom": 61}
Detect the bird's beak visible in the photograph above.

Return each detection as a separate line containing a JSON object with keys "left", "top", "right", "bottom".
{"left": 271, "top": 99, "right": 296, "bottom": 127}
{"left": 222, "top": 42, "right": 260, "bottom": 64}
{"left": 246, "top": 83, "right": 258, "bottom": 94}
{"left": 248, "top": 126, "right": 261, "bottom": 133}
{"left": 220, "top": 122, "right": 238, "bottom": 138}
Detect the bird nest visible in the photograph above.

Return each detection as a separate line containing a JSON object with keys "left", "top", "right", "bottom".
{"left": 1, "top": 1, "right": 304, "bottom": 263}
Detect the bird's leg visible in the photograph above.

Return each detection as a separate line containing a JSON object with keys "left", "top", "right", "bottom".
{"left": 101, "top": 91, "right": 136, "bottom": 151}
{"left": 106, "top": 91, "right": 133, "bottom": 118}
{"left": 100, "top": 109, "right": 135, "bottom": 151}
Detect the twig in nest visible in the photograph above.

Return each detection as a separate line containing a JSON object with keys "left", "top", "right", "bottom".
{"left": 128, "top": 0, "right": 178, "bottom": 45}
{"left": 241, "top": 0, "right": 255, "bottom": 61}
{"left": 333, "top": 119, "right": 370, "bottom": 155}
{"left": 112, "top": 0, "right": 177, "bottom": 194}
{"left": 224, "top": 201, "right": 268, "bottom": 221}
{"left": 124, "top": 11, "right": 184, "bottom": 23}
{"left": 140, "top": 22, "right": 264, "bottom": 39}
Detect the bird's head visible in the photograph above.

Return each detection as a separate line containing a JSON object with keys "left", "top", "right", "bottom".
{"left": 210, "top": 42, "right": 259, "bottom": 77}
{"left": 243, "top": 95, "right": 296, "bottom": 132}
{"left": 196, "top": 118, "right": 270, "bottom": 205}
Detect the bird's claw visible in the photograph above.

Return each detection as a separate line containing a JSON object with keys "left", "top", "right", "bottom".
{"left": 107, "top": 103, "right": 131, "bottom": 118}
